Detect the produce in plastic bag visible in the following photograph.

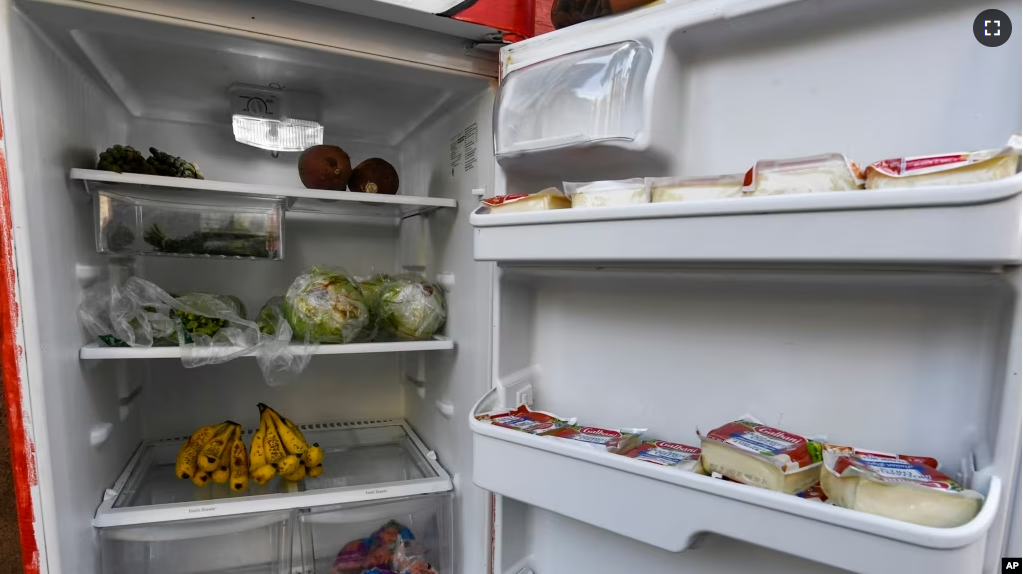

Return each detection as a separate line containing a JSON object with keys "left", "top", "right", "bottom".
{"left": 393, "top": 530, "right": 438, "bottom": 574}
{"left": 378, "top": 275, "right": 446, "bottom": 340}
{"left": 357, "top": 272, "right": 393, "bottom": 341}
{"left": 283, "top": 266, "right": 371, "bottom": 344}
{"left": 332, "top": 537, "right": 370, "bottom": 574}
{"left": 254, "top": 295, "right": 315, "bottom": 386}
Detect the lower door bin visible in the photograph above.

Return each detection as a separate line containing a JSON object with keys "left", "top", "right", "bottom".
{"left": 297, "top": 492, "right": 452, "bottom": 574}
{"left": 99, "top": 510, "right": 293, "bottom": 574}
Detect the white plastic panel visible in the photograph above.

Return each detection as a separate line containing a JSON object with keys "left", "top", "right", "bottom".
{"left": 495, "top": 41, "right": 652, "bottom": 157}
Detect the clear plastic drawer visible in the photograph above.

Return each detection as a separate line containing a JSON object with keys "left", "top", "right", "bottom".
{"left": 494, "top": 41, "right": 652, "bottom": 158}
{"left": 90, "top": 181, "right": 285, "bottom": 260}
{"left": 99, "top": 510, "right": 293, "bottom": 574}
{"left": 297, "top": 492, "right": 453, "bottom": 574}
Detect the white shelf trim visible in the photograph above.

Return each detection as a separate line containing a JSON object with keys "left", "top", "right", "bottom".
{"left": 80, "top": 336, "right": 454, "bottom": 359}
{"left": 71, "top": 168, "right": 457, "bottom": 209}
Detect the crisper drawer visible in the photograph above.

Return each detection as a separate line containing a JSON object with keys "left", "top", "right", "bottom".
{"left": 297, "top": 493, "right": 453, "bottom": 574}
{"left": 99, "top": 510, "right": 293, "bottom": 574}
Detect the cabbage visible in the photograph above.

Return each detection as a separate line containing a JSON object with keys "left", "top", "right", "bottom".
{"left": 378, "top": 276, "right": 446, "bottom": 340}
{"left": 283, "top": 266, "right": 370, "bottom": 344}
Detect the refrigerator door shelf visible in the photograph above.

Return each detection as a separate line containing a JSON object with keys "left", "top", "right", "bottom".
{"left": 95, "top": 420, "right": 452, "bottom": 528}
{"left": 471, "top": 174, "right": 1023, "bottom": 264}
{"left": 80, "top": 336, "right": 455, "bottom": 360}
{"left": 470, "top": 388, "right": 1002, "bottom": 574}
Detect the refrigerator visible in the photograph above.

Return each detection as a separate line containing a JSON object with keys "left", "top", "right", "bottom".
{"left": 0, "top": 0, "right": 1019, "bottom": 573}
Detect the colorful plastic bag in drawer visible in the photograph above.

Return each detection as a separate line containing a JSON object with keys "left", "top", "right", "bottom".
{"left": 820, "top": 445, "right": 983, "bottom": 527}
{"left": 698, "top": 415, "right": 823, "bottom": 494}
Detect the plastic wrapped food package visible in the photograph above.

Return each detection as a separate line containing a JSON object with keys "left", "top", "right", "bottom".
{"left": 480, "top": 188, "right": 571, "bottom": 214}
{"left": 77, "top": 277, "right": 298, "bottom": 382}
{"left": 564, "top": 178, "right": 649, "bottom": 208}
{"left": 698, "top": 415, "right": 823, "bottom": 495}
{"left": 357, "top": 272, "right": 394, "bottom": 342}
{"left": 283, "top": 266, "right": 371, "bottom": 344}
{"left": 332, "top": 538, "right": 371, "bottom": 574}
{"left": 646, "top": 174, "right": 744, "bottom": 203}
{"left": 540, "top": 425, "right": 645, "bottom": 454}
{"left": 377, "top": 275, "right": 447, "bottom": 340}
{"left": 742, "top": 154, "right": 864, "bottom": 196}
{"left": 865, "top": 134, "right": 1022, "bottom": 189}
{"left": 820, "top": 445, "right": 983, "bottom": 528}
{"left": 475, "top": 405, "right": 576, "bottom": 435}
{"left": 392, "top": 531, "right": 439, "bottom": 574}
{"left": 620, "top": 440, "right": 704, "bottom": 473}
{"left": 331, "top": 520, "right": 440, "bottom": 574}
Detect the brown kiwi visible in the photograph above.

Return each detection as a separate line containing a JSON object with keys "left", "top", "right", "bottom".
{"left": 348, "top": 158, "right": 399, "bottom": 195}
{"left": 298, "top": 145, "right": 352, "bottom": 191}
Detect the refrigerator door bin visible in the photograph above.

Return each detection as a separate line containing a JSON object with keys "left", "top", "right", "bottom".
{"left": 297, "top": 492, "right": 453, "bottom": 574}
{"left": 99, "top": 510, "right": 293, "bottom": 574}
{"left": 470, "top": 388, "right": 1001, "bottom": 574}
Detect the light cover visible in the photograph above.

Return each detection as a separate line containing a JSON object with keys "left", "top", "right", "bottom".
{"left": 232, "top": 116, "right": 323, "bottom": 152}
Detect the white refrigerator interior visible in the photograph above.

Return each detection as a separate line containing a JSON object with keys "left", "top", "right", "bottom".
{"left": 0, "top": 0, "right": 1018, "bottom": 573}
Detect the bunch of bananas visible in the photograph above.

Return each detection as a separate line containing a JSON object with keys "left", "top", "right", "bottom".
{"left": 250, "top": 403, "right": 324, "bottom": 485}
{"left": 174, "top": 421, "right": 249, "bottom": 492}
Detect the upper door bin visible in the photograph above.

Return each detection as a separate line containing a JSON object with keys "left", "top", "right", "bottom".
{"left": 494, "top": 41, "right": 670, "bottom": 176}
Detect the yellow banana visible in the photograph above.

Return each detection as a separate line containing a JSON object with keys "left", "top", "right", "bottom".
{"left": 262, "top": 404, "right": 307, "bottom": 456}
{"left": 260, "top": 409, "right": 287, "bottom": 469}
{"left": 249, "top": 414, "right": 268, "bottom": 471}
{"left": 175, "top": 423, "right": 223, "bottom": 480}
{"left": 276, "top": 454, "right": 300, "bottom": 475}
{"left": 251, "top": 464, "right": 276, "bottom": 486}
{"left": 229, "top": 430, "right": 249, "bottom": 492}
{"left": 191, "top": 469, "right": 211, "bottom": 487}
{"left": 211, "top": 426, "right": 238, "bottom": 484}
{"left": 307, "top": 465, "right": 324, "bottom": 478}
{"left": 200, "top": 422, "right": 238, "bottom": 472}
{"left": 283, "top": 417, "right": 307, "bottom": 444}
{"left": 283, "top": 463, "right": 306, "bottom": 482}
{"left": 301, "top": 445, "right": 324, "bottom": 468}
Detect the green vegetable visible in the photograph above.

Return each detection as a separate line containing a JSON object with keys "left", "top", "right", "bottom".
{"left": 146, "top": 147, "right": 203, "bottom": 179}
{"left": 283, "top": 267, "right": 370, "bottom": 344}
{"left": 378, "top": 276, "right": 446, "bottom": 340}
{"left": 96, "top": 145, "right": 156, "bottom": 175}
{"left": 256, "top": 296, "right": 285, "bottom": 335}
{"left": 143, "top": 224, "right": 272, "bottom": 258}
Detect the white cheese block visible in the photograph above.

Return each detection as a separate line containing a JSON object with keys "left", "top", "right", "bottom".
{"left": 820, "top": 468, "right": 983, "bottom": 528}
{"left": 700, "top": 440, "right": 821, "bottom": 495}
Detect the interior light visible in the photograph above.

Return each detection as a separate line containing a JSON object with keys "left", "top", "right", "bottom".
{"left": 232, "top": 116, "right": 323, "bottom": 152}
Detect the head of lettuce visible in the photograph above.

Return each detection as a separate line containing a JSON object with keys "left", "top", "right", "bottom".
{"left": 283, "top": 266, "right": 371, "bottom": 344}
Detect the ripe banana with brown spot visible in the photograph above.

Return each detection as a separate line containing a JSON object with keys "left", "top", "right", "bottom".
{"left": 263, "top": 404, "right": 308, "bottom": 456}
{"left": 211, "top": 426, "right": 239, "bottom": 484}
{"left": 302, "top": 445, "right": 324, "bottom": 468}
{"left": 249, "top": 412, "right": 276, "bottom": 485}
{"left": 229, "top": 429, "right": 249, "bottom": 492}
{"left": 191, "top": 469, "right": 211, "bottom": 487}
{"left": 175, "top": 423, "right": 226, "bottom": 480}
{"left": 259, "top": 407, "right": 287, "bottom": 470}
{"left": 307, "top": 465, "right": 324, "bottom": 478}
{"left": 199, "top": 422, "right": 238, "bottom": 473}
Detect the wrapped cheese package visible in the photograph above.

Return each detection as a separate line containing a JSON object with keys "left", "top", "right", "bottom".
{"left": 742, "top": 154, "right": 864, "bottom": 196}
{"left": 474, "top": 405, "right": 575, "bottom": 435}
{"left": 541, "top": 425, "right": 645, "bottom": 454}
{"left": 699, "top": 416, "right": 823, "bottom": 494}
{"left": 620, "top": 440, "right": 704, "bottom": 473}
{"left": 480, "top": 187, "right": 571, "bottom": 214}
{"left": 646, "top": 174, "right": 744, "bottom": 203}
{"left": 865, "top": 134, "right": 1022, "bottom": 189}
{"left": 820, "top": 445, "right": 983, "bottom": 528}
{"left": 564, "top": 178, "right": 649, "bottom": 208}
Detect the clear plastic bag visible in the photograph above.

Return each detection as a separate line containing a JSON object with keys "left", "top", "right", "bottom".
{"left": 356, "top": 272, "right": 393, "bottom": 342}
{"left": 283, "top": 266, "right": 372, "bottom": 344}
{"left": 377, "top": 275, "right": 447, "bottom": 341}
{"left": 392, "top": 530, "right": 438, "bottom": 574}
{"left": 253, "top": 296, "right": 316, "bottom": 386}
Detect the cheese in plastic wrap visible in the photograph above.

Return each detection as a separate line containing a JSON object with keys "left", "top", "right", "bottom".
{"left": 480, "top": 187, "right": 571, "bottom": 214}
{"left": 742, "top": 154, "right": 864, "bottom": 196}
{"left": 564, "top": 178, "right": 649, "bottom": 208}
{"left": 699, "top": 415, "right": 823, "bottom": 494}
{"left": 865, "top": 134, "right": 1021, "bottom": 189}
{"left": 820, "top": 445, "right": 983, "bottom": 528}
{"left": 541, "top": 425, "right": 645, "bottom": 454}
{"left": 621, "top": 440, "right": 704, "bottom": 473}
{"left": 646, "top": 174, "right": 744, "bottom": 203}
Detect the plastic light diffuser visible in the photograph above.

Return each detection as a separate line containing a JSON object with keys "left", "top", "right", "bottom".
{"left": 232, "top": 115, "right": 323, "bottom": 152}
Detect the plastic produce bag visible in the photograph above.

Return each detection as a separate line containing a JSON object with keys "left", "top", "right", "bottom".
{"left": 392, "top": 530, "right": 439, "bottom": 574}
{"left": 254, "top": 296, "right": 315, "bottom": 386}
{"left": 283, "top": 266, "right": 371, "bottom": 344}
{"left": 377, "top": 275, "right": 447, "bottom": 340}
{"left": 357, "top": 272, "right": 393, "bottom": 342}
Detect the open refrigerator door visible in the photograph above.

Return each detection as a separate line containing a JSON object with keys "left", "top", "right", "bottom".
{"left": 474, "top": 0, "right": 1022, "bottom": 573}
